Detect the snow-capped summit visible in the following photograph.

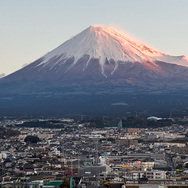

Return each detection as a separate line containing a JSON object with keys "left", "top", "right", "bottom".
{"left": 42, "top": 25, "right": 163, "bottom": 64}
{"left": 36, "top": 25, "right": 188, "bottom": 77}
{"left": 2, "top": 24, "right": 188, "bottom": 81}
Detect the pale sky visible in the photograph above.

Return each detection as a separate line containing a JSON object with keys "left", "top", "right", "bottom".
{"left": 1, "top": 0, "right": 188, "bottom": 76}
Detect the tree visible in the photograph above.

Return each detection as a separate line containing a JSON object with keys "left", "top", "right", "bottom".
{"left": 59, "top": 177, "right": 70, "bottom": 188}
{"left": 24, "top": 135, "right": 40, "bottom": 143}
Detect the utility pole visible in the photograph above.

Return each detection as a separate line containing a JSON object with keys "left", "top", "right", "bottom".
{"left": 70, "top": 158, "right": 73, "bottom": 188}
{"left": 78, "top": 158, "right": 80, "bottom": 176}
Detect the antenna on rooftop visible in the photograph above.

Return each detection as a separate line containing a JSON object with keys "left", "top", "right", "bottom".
{"left": 135, "top": 111, "right": 138, "bottom": 117}
{"left": 170, "top": 110, "right": 172, "bottom": 118}
{"left": 81, "top": 115, "right": 86, "bottom": 121}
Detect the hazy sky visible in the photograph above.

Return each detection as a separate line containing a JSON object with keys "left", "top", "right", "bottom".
{"left": 1, "top": 0, "right": 188, "bottom": 75}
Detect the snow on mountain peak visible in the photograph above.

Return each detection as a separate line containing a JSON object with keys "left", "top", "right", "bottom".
{"left": 38, "top": 25, "right": 188, "bottom": 73}
{"left": 41, "top": 25, "right": 162, "bottom": 65}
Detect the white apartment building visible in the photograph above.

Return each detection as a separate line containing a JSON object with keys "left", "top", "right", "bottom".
{"left": 132, "top": 170, "right": 166, "bottom": 180}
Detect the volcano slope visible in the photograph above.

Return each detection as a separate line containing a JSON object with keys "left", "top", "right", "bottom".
{"left": 1, "top": 25, "right": 188, "bottom": 115}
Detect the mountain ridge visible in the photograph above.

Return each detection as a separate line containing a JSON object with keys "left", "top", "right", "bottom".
{"left": 1, "top": 25, "right": 188, "bottom": 81}
{"left": 1, "top": 25, "right": 188, "bottom": 115}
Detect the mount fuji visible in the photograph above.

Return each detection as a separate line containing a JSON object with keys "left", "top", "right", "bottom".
{"left": 1, "top": 25, "right": 188, "bottom": 115}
